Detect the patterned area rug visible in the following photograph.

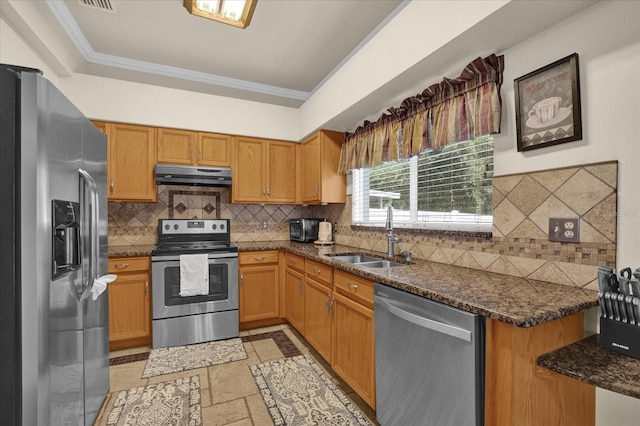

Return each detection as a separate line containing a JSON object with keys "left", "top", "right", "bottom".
{"left": 142, "top": 338, "right": 247, "bottom": 378}
{"left": 107, "top": 376, "right": 201, "bottom": 426}
{"left": 250, "top": 354, "right": 372, "bottom": 426}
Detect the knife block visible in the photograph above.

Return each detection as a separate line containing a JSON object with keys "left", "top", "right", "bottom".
{"left": 599, "top": 317, "right": 640, "bottom": 359}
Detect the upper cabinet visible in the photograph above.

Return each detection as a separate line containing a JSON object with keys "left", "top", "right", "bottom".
{"left": 157, "top": 128, "right": 232, "bottom": 167}
{"left": 93, "top": 121, "right": 157, "bottom": 202}
{"left": 301, "top": 130, "right": 346, "bottom": 204}
{"left": 232, "top": 136, "right": 296, "bottom": 204}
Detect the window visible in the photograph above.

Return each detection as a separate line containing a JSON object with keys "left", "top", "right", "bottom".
{"left": 352, "top": 136, "right": 493, "bottom": 232}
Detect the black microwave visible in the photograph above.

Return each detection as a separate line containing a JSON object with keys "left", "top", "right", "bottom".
{"left": 289, "top": 218, "right": 325, "bottom": 243}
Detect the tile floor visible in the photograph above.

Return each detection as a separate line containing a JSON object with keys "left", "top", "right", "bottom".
{"left": 93, "top": 324, "right": 379, "bottom": 426}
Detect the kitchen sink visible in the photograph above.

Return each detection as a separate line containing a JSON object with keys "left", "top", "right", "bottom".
{"left": 328, "top": 254, "right": 381, "bottom": 264}
{"left": 356, "top": 260, "right": 405, "bottom": 268}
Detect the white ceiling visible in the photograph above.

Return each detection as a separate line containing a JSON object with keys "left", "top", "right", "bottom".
{"left": 42, "top": 0, "right": 405, "bottom": 107}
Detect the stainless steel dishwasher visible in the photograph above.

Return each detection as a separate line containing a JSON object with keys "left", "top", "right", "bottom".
{"left": 375, "top": 284, "right": 485, "bottom": 426}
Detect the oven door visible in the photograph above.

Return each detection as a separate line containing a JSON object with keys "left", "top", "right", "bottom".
{"left": 151, "top": 253, "right": 238, "bottom": 320}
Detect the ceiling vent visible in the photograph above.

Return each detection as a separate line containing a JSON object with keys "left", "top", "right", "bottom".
{"left": 77, "top": 0, "right": 116, "bottom": 13}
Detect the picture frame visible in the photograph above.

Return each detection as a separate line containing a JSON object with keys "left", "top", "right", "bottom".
{"left": 514, "top": 53, "right": 582, "bottom": 152}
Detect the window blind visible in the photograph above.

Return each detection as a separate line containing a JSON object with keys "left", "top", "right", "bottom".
{"left": 352, "top": 136, "right": 493, "bottom": 232}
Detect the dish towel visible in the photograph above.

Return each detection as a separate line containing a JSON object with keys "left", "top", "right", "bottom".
{"left": 179, "top": 254, "right": 210, "bottom": 296}
{"left": 92, "top": 274, "right": 117, "bottom": 301}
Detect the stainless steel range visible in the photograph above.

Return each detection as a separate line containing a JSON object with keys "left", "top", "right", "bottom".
{"left": 151, "top": 219, "right": 238, "bottom": 348}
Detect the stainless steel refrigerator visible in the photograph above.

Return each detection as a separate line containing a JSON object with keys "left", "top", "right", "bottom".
{"left": 0, "top": 64, "right": 109, "bottom": 426}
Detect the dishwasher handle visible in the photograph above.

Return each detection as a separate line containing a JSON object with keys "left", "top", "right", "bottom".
{"left": 376, "top": 296, "right": 472, "bottom": 342}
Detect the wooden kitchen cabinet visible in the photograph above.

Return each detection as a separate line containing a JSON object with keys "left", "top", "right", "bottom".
{"left": 101, "top": 122, "right": 157, "bottom": 202}
{"left": 232, "top": 136, "right": 296, "bottom": 204}
{"left": 107, "top": 256, "right": 151, "bottom": 350}
{"left": 332, "top": 270, "right": 376, "bottom": 409}
{"left": 304, "top": 259, "right": 334, "bottom": 362}
{"left": 301, "top": 129, "right": 346, "bottom": 204}
{"left": 239, "top": 251, "right": 280, "bottom": 323}
{"left": 157, "top": 128, "right": 232, "bottom": 167}
{"left": 485, "top": 313, "right": 594, "bottom": 426}
{"left": 284, "top": 253, "right": 305, "bottom": 333}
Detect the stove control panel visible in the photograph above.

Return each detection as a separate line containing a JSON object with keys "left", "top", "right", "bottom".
{"left": 159, "top": 219, "right": 229, "bottom": 235}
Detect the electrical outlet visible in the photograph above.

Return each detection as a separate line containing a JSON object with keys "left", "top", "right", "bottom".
{"left": 262, "top": 220, "right": 267, "bottom": 229}
{"left": 548, "top": 218, "right": 579, "bottom": 243}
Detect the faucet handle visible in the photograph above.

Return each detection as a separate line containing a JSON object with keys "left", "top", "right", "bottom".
{"left": 400, "top": 250, "right": 413, "bottom": 262}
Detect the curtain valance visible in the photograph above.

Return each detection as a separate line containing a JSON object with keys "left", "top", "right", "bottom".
{"left": 338, "top": 54, "right": 504, "bottom": 174}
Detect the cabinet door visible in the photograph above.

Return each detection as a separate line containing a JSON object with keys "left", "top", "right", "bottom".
{"left": 157, "top": 128, "right": 196, "bottom": 165}
{"left": 285, "top": 267, "right": 305, "bottom": 334}
{"left": 332, "top": 292, "right": 376, "bottom": 409}
{"left": 239, "top": 265, "right": 279, "bottom": 322}
{"left": 107, "top": 123, "right": 157, "bottom": 202}
{"left": 266, "top": 141, "right": 296, "bottom": 203}
{"left": 305, "top": 278, "right": 333, "bottom": 362}
{"left": 232, "top": 137, "right": 266, "bottom": 203}
{"left": 301, "top": 133, "right": 321, "bottom": 203}
{"left": 198, "top": 132, "right": 232, "bottom": 166}
{"left": 108, "top": 272, "right": 151, "bottom": 348}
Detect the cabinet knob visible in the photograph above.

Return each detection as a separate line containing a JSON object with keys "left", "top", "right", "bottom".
{"left": 313, "top": 268, "right": 321, "bottom": 275}
{"left": 347, "top": 282, "right": 358, "bottom": 291}
{"left": 290, "top": 259, "right": 297, "bottom": 265}
{"left": 114, "top": 263, "right": 130, "bottom": 270}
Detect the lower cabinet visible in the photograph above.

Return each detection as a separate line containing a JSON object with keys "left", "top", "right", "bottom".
{"left": 284, "top": 266, "right": 305, "bottom": 334}
{"left": 332, "top": 270, "right": 376, "bottom": 409}
{"left": 304, "top": 277, "right": 333, "bottom": 362}
{"left": 239, "top": 251, "right": 280, "bottom": 323}
{"left": 107, "top": 256, "right": 151, "bottom": 350}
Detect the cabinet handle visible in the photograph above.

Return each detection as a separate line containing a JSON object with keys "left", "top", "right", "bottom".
{"left": 347, "top": 282, "right": 358, "bottom": 291}
{"left": 253, "top": 255, "right": 266, "bottom": 261}
{"left": 266, "top": 186, "right": 270, "bottom": 197}
{"left": 298, "top": 280, "right": 303, "bottom": 296}
{"left": 110, "top": 181, "right": 114, "bottom": 194}
{"left": 289, "top": 259, "right": 297, "bottom": 265}
{"left": 114, "top": 263, "right": 130, "bottom": 270}
{"left": 313, "top": 268, "right": 321, "bottom": 275}
{"left": 262, "top": 186, "right": 266, "bottom": 197}
{"left": 190, "top": 151, "right": 193, "bottom": 162}
{"left": 315, "top": 183, "right": 319, "bottom": 196}
{"left": 198, "top": 151, "right": 202, "bottom": 162}
{"left": 240, "top": 273, "right": 244, "bottom": 287}
{"left": 145, "top": 281, "right": 149, "bottom": 295}
{"left": 325, "top": 295, "right": 330, "bottom": 314}
{"left": 328, "top": 298, "right": 334, "bottom": 317}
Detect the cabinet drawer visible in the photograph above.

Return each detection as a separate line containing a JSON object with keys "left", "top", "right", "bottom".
{"left": 285, "top": 253, "right": 305, "bottom": 273}
{"left": 239, "top": 251, "right": 279, "bottom": 265}
{"left": 305, "top": 259, "right": 333, "bottom": 288}
{"left": 334, "top": 270, "right": 374, "bottom": 307}
{"left": 108, "top": 256, "right": 150, "bottom": 273}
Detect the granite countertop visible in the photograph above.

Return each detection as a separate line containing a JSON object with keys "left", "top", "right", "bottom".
{"left": 108, "top": 240, "right": 598, "bottom": 327}
{"left": 537, "top": 334, "right": 640, "bottom": 398}
{"left": 236, "top": 241, "right": 598, "bottom": 328}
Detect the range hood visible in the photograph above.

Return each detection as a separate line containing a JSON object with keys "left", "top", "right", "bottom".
{"left": 154, "top": 164, "right": 232, "bottom": 187}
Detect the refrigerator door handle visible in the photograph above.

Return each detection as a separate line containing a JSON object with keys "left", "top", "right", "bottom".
{"left": 79, "top": 168, "right": 100, "bottom": 298}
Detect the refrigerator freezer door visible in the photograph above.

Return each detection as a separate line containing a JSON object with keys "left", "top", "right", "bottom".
{"left": 19, "top": 72, "right": 109, "bottom": 426}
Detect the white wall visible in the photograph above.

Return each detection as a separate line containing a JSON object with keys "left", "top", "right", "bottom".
{"left": 493, "top": 2, "right": 640, "bottom": 424}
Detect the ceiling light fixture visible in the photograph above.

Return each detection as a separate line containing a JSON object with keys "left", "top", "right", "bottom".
{"left": 183, "top": 0, "right": 257, "bottom": 29}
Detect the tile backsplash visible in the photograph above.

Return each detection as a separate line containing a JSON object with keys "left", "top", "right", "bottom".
{"left": 109, "top": 161, "right": 617, "bottom": 290}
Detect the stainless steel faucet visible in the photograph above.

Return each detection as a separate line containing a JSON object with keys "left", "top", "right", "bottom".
{"left": 386, "top": 205, "right": 400, "bottom": 256}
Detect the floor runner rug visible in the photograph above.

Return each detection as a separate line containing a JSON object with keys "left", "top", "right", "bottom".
{"left": 107, "top": 376, "right": 201, "bottom": 425}
{"left": 250, "top": 353, "right": 372, "bottom": 426}
{"left": 142, "top": 338, "right": 247, "bottom": 378}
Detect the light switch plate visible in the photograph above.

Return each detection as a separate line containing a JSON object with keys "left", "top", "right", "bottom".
{"left": 549, "top": 218, "right": 580, "bottom": 243}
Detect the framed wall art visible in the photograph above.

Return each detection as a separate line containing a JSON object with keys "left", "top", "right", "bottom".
{"left": 514, "top": 53, "right": 582, "bottom": 152}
